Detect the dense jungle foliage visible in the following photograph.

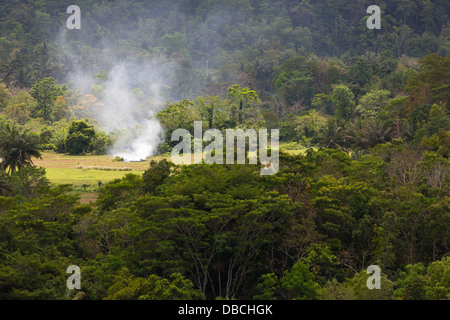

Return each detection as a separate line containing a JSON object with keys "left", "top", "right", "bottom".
{"left": 0, "top": 0, "right": 449, "bottom": 300}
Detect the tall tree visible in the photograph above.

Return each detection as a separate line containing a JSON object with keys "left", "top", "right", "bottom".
{"left": 227, "top": 85, "right": 260, "bottom": 126}
{"left": 64, "top": 120, "right": 96, "bottom": 155}
{"left": 330, "top": 85, "right": 355, "bottom": 120}
{"left": 29, "top": 77, "right": 63, "bottom": 122}
{"left": 405, "top": 53, "right": 450, "bottom": 109}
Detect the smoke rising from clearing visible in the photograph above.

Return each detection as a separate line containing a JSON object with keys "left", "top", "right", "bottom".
{"left": 59, "top": 29, "right": 176, "bottom": 161}
{"left": 96, "top": 58, "right": 175, "bottom": 161}
{"left": 113, "top": 119, "right": 162, "bottom": 161}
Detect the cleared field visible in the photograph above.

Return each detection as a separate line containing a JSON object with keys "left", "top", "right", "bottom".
{"left": 34, "top": 151, "right": 160, "bottom": 186}
{"left": 33, "top": 151, "right": 167, "bottom": 171}
{"left": 34, "top": 151, "right": 169, "bottom": 203}
{"left": 42, "top": 167, "right": 145, "bottom": 186}
{"left": 279, "top": 143, "right": 312, "bottom": 155}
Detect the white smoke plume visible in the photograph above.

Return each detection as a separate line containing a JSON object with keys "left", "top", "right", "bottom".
{"left": 58, "top": 31, "right": 176, "bottom": 161}
{"left": 95, "top": 58, "right": 175, "bottom": 161}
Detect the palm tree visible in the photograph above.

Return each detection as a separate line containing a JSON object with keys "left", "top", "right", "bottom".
{"left": 33, "top": 42, "right": 55, "bottom": 79}
{"left": 12, "top": 66, "right": 35, "bottom": 89}
{"left": 342, "top": 118, "right": 392, "bottom": 149}
{"left": 0, "top": 62, "right": 14, "bottom": 83}
{"left": 319, "top": 119, "right": 344, "bottom": 149}
{"left": 342, "top": 118, "right": 364, "bottom": 148}
{"left": 0, "top": 53, "right": 36, "bottom": 89}
{"left": 358, "top": 118, "right": 392, "bottom": 148}
{"left": 0, "top": 122, "right": 42, "bottom": 174}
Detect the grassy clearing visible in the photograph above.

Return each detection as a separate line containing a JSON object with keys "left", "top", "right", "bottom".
{"left": 279, "top": 142, "right": 313, "bottom": 155}
{"left": 34, "top": 151, "right": 169, "bottom": 203}
{"left": 43, "top": 167, "right": 143, "bottom": 187}
{"left": 34, "top": 151, "right": 168, "bottom": 171}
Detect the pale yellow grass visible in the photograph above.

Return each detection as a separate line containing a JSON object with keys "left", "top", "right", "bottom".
{"left": 34, "top": 152, "right": 170, "bottom": 203}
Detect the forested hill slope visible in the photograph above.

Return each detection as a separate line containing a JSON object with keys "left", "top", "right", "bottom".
{"left": 1, "top": 0, "right": 449, "bottom": 99}
{"left": 0, "top": 0, "right": 449, "bottom": 301}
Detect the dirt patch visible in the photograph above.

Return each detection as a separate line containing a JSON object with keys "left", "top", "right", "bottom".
{"left": 79, "top": 192, "right": 98, "bottom": 205}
